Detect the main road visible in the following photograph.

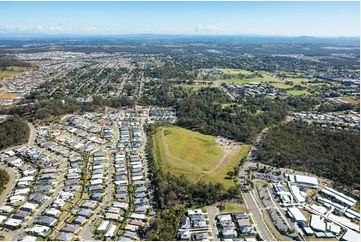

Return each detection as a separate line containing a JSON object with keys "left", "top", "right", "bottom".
{"left": 238, "top": 128, "right": 276, "bottom": 241}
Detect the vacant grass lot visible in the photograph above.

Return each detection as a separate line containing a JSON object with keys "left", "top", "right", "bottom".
{"left": 340, "top": 96, "right": 359, "bottom": 105}
{"left": 0, "top": 92, "right": 20, "bottom": 99}
{"left": 218, "top": 68, "right": 253, "bottom": 75}
{"left": 287, "top": 90, "right": 310, "bottom": 95}
{"left": 0, "top": 66, "right": 31, "bottom": 82}
{"left": 218, "top": 73, "right": 284, "bottom": 85}
{"left": 154, "top": 126, "right": 250, "bottom": 188}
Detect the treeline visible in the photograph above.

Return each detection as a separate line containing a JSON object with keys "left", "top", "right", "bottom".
{"left": 144, "top": 124, "right": 240, "bottom": 240}
{"left": 256, "top": 122, "right": 360, "bottom": 188}
{"left": 176, "top": 88, "right": 318, "bottom": 143}
{"left": 0, "top": 115, "right": 30, "bottom": 150}
{"left": 0, "top": 55, "right": 31, "bottom": 68}
{"left": 0, "top": 169, "right": 10, "bottom": 195}
{"left": 0, "top": 96, "right": 134, "bottom": 121}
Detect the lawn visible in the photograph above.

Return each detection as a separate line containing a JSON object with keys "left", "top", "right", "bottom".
{"left": 287, "top": 90, "right": 310, "bottom": 95}
{"left": 340, "top": 97, "right": 359, "bottom": 105}
{"left": 0, "top": 92, "right": 20, "bottom": 99}
{"left": 218, "top": 73, "right": 283, "bottom": 85}
{"left": 154, "top": 126, "right": 250, "bottom": 188}
{"left": 218, "top": 68, "right": 253, "bottom": 75}
{"left": 270, "top": 82, "right": 293, "bottom": 89}
{"left": 0, "top": 66, "right": 32, "bottom": 82}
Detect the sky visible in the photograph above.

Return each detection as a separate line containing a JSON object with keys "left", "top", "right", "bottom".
{"left": 0, "top": 1, "right": 359, "bottom": 37}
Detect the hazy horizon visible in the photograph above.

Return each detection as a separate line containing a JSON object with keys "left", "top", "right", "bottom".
{"left": 0, "top": 1, "right": 360, "bottom": 37}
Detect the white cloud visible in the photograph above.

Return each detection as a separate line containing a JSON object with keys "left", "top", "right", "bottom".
{"left": 49, "top": 26, "right": 63, "bottom": 32}
{"left": 194, "top": 24, "right": 222, "bottom": 33}
{"left": 37, "top": 25, "right": 43, "bottom": 31}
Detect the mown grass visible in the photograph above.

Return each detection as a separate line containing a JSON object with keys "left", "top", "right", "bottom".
{"left": 287, "top": 90, "right": 310, "bottom": 95}
{"left": 154, "top": 126, "right": 250, "bottom": 188}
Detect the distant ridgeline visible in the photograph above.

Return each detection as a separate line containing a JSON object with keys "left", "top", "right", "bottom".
{"left": 256, "top": 122, "right": 360, "bottom": 189}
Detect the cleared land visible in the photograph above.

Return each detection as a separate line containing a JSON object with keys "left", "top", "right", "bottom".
{"left": 154, "top": 126, "right": 250, "bottom": 188}
{"left": 0, "top": 92, "right": 21, "bottom": 99}
{"left": 340, "top": 96, "right": 359, "bottom": 104}
{"left": 218, "top": 68, "right": 253, "bottom": 75}
{"left": 0, "top": 66, "right": 32, "bottom": 82}
{"left": 287, "top": 90, "right": 310, "bottom": 95}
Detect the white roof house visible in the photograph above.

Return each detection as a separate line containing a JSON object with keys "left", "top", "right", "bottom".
{"left": 15, "top": 188, "right": 31, "bottom": 196}
{"left": 21, "top": 202, "right": 38, "bottom": 211}
{"left": 217, "top": 214, "right": 232, "bottom": 222}
{"left": 0, "top": 205, "right": 14, "bottom": 213}
{"left": 28, "top": 224, "right": 50, "bottom": 237}
{"left": 345, "top": 209, "right": 360, "bottom": 221}
{"left": 97, "top": 220, "right": 110, "bottom": 231}
{"left": 5, "top": 218, "right": 22, "bottom": 227}
{"left": 310, "top": 215, "right": 326, "bottom": 232}
{"left": 104, "top": 224, "right": 117, "bottom": 237}
{"left": 130, "top": 213, "right": 146, "bottom": 220}
{"left": 288, "top": 207, "right": 307, "bottom": 222}
{"left": 45, "top": 208, "right": 61, "bottom": 217}
{"left": 21, "top": 235, "right": 37, "bottom": 242}
{"left": 0, "top": 215, "right": 7, "bottom": 223}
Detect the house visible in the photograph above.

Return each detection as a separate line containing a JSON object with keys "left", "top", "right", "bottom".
{"left": 194, "top": 232, "right": 208, "bottom": 240}
{"left": 129, "top": 219, "right": 145, "bottom": 227}
{"left": 178, "top": 230, "right": 191, "bottom": 240}
{"left": 13, "top": 210, "right": 31, "bottom": 219}
{"left": 77, "top": 208, "right": 92, "bottom": 218}
{"left": 4, "top": 218, "right": 22, "bottom": 229}
{"left": 105, "top": 224, "right": 117, "bottom": 237}
{"left": 73, "top": 216, "right": 87, "bottom": 225}
{"left": 222, "top": 228, "right": 238, "bottom": 239}
{"left": 45, "top": 208, "right": 61, "bottom": 217}
{"left": 0, "top": 215, "right": 7, "bottom": 223}
{"left": 180, "top": 217, "right": 191, "bottom": 229}
{"left": 21, "top": 202, "right": 38, "bottom": 211}
{"left": 61, "top": 224, "right": 80, "bottom": 234}
{"left": 20, "top": 235, "right": 37, "bottom": 242}
{"left": 56, "top": 232, "right": 73, "bottom": 241}
{"left": 81, "top": 200, "right": 98, "bottom": 209}
{"left": 36, "top": 216, "right": 58, "bottom": 227}
{"left": 97, "top": 220, "right": 110, "bottom": 231}
{"left": 105, "top": 213, "right": 120, "bottom": 221}
{"left": 0, "top": 205, "right": 14, "bottom": 214}
{"left": 28, "top": 224, "right": 51, "bottom": 237}
{"left": 217, "top": 214, "right": 232, "bottom": 222}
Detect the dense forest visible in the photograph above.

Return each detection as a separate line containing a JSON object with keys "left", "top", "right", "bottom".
{"left": 256, "top": 122, "right": 360, "bottom": 188}
{"left": 0, "top": 168, "right": 10, "bottom": 195}
{"left": 175, "top": 88, "right": 319, "bottom": 143}
{"left": 144, "top": 124, "right": 242, "bottom": 240}
{"left": 0, "top": 115, "right": 30, "bottom": 150}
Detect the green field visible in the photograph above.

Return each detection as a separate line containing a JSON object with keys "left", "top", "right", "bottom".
{"left": 218, "top": 73, "right": 284, "bottom": 85}
{"left": 269, "top": 82, "right": 293, "bottom": 89}
{"left": 218, "top": 68, "right": 253, "bottom": 75}
{"left": 287, "top": 90, "right": 310, "bottom": 95}
{"left": 154, "top": 126, "right": 250, "bottom": 188}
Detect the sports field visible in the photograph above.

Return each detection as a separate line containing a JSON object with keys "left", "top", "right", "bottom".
{"left": 287, "top": 90, "right": 310, "bottom": 95}
{"left": 154, "top": 126, "right": 250, "bottom": 188}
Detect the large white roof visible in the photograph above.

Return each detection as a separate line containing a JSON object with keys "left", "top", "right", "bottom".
{"left": 288, "top": 207, "right": 307, "bottom": 222}
{"left": 310, "top": 214, "right": 325, "bottom": 232}
{"left": 294, "top": 175, "right": 318, "bottom": 186}
{"left": 341, "top": 229, "right": 360, "bottom": 241}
